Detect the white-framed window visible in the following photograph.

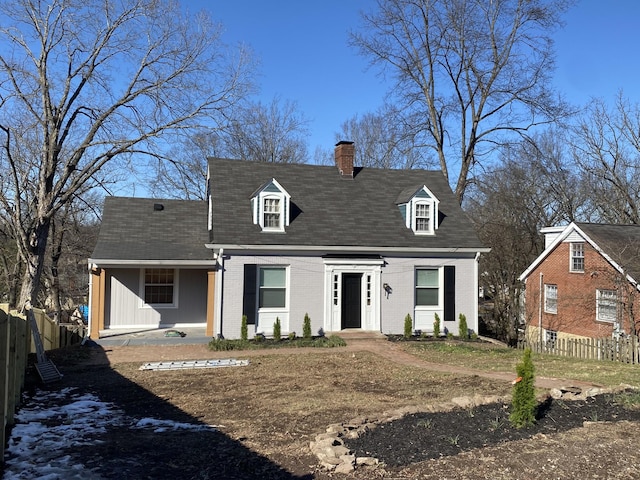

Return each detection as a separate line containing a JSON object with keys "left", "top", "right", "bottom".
{"left": 570, "top": 242, "right": 584, "bottom": 272}
{"left": 544, "top": 284, "right": 557, "bottom": 314}
{"left": 143, "top": 268, "right": 177, "bottom": 306}
{"left": 414, "top": 202, "right": 431, "bottom": 233}
{"left": 401, "top": 186, "right": 439, "bottom": 235}
{"left": 258, "top": 267, "right": 287, "bottom": 309}
{"left": 416, "top": 268, "right": 439, "bottom": 306}
{"left": 596, "top": 289, "right": 617, "bottom": 323}
{"left": 251, "top": 178, "right": 290, "bottom": 232}
{"left": 263, "top": 197, "right": 281, "bottom": 229}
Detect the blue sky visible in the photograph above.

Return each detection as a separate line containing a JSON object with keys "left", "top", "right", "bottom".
{"left": 194, "top": 0, "right": 640, "bottom": 156}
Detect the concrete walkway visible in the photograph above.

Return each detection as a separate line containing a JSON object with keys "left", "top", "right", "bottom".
{"left": 91, "top": 329, "right": 598, "bottom": 391}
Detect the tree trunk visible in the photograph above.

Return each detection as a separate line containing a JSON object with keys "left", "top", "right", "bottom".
{"left": 18, "top": 220, "right": 51, "bottom": 309}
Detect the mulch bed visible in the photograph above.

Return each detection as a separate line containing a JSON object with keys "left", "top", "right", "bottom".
{"left": 344, "top": 393, "right": 640, "bottom": 467}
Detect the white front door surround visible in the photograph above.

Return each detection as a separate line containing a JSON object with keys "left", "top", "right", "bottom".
{"left": 323, "top": 258, "right": 382, "bottom": 332}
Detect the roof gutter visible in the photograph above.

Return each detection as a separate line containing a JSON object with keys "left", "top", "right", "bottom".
{"left": 205, "top": 244, "right": 490, "bottom": 255}
{"left": 88, "top": 259, "right": 217, "bottom": 268}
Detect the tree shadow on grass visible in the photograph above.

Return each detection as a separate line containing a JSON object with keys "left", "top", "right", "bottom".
{"left": 18, "top": 343, "right": 314, "bottom": 480}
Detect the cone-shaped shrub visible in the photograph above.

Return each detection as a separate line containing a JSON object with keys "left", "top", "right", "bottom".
{"left": 458, "top": 313, "right": 468, "bottom": 339}
{"left": 433, "top": 313, "right": 441, "bottom": 338}
{"left": 303, "top": 313, "right": 312, "bottom": 339}
{"left": 273, "top": 317, "right": 281, "bottom": 341}
{"left": 509, "top": 348, "right": 537, "bottom": 429}
{"left": 404, "top": 314, "right": 413, "bottom": 339}
{"left": 241, "top": 315, "right": 248, "bottom": 341}
{"left": 433, "top": 313, "right": 440, "bottom": 338}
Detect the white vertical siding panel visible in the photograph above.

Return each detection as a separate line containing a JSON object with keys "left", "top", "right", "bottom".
{"left": 106, "top": 268, "right": 208, "bottom": 329}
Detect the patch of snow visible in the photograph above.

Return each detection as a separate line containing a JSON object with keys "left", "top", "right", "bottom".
{"left": 2, "top": 387, "right": 218, "bottom": 479}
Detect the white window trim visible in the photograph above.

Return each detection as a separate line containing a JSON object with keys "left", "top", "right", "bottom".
{"left": 405, "top": 186, "right": 439, "bottom": 235}
{"left": 257, "top": 266, "right": 289, "bottom": 311}
{"left": 140, "top": 268, "right": 179, "bottom": 309}
{"left": 596, "top": 289, "right": 617, "bottom": 323}
{"left": 414, "top": 267, "right": 443, "bottom": 310}
{"left": 252, "top": 178, "right": 291, "bottom": 233}
{"left": 570, "top": 242, "right": 584, "bottom": 273}
{"left": 544, "top": 284, "right": 557, "bottom": 314}
{"left": 261, "top": 194, "right": 284, "bottom": 232}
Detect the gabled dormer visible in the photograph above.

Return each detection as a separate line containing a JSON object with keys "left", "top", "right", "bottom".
{"left": 251, "top": 178, "right": 290, "bottom": 232}
{"left": 396, "top": 185, "right": 440, "bottom": 235}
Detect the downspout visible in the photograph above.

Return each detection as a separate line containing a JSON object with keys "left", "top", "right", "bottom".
{"left": 538, "top": 272, "right": 543, "bottom": 344}
{"left": 215, "top": 248, "right": 224, "bottom": 338}
{"left": 474, "top": 251, "right": 480, "bottom": 335}
{"left": 86, "top": 263, "right": 93, "bottom": 342}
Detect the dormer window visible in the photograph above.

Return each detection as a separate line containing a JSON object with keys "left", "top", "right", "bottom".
{"left": 414, "top": 202, "right": 431, "bottom": 232}
{"left": 263, "top": 197, "right": 281, "bottom": 229}
{"left": 397, "top": 185, "right": 439, "bottom": 235}
{"left": 251, "top": 178, "right": 290, "bottom": 232}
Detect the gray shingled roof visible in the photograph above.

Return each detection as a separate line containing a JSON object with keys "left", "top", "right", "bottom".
{"left": 209, "top": 158, "right": 485, "bottom": 251}
{"left": 577, "top": 223, "right": 640, "bottom": 283}
{"left": 90, "top": 197, "right": 211, "bottom": 262}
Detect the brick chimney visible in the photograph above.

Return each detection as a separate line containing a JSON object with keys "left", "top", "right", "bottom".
{"left": 334, "top": 141, "right": 355, "bottom": 178}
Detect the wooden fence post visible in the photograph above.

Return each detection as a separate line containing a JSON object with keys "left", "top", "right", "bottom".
{"left": 1, "top": 307, "right": 10, "bottom": 463}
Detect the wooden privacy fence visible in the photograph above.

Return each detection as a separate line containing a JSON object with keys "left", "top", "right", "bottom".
{"left": 518, "top": 335, "right": 640, "bottom": 364}
{"left": 1, "top": 304, "right": 87, "bottom": 463}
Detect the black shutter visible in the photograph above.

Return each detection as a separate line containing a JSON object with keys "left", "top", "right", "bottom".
{"left": 243, "top": 264, "right": 257, "bottom": 325}
{"left": 444, "top": 266, "right": 456, "bottom": 322}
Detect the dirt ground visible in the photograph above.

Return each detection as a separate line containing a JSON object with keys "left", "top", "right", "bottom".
{"left": 11, "top": 338, "right": 640, "bottom": 479}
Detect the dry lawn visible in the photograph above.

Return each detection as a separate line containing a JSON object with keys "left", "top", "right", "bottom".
{"left": 41, "top": 341, "right": 640, "bottom": 479}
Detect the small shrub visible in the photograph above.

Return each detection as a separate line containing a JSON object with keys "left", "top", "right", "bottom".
{"left": 509, "top": 348, "right": 537, "bottom": 429}
{"left": 404, "top": 313, "right": 413, "bottom": 339}
{"left": 288, "top": 331, "right": 296, "bottom": 340}
{"left": 209, "top": 338, "right": 249, "bottom": 351}
{"left": 303, "top": 313, "right": 312, "bottom": 339}
{"left": 273, "top": 317, "right": 281, "bottom": 341}
{"left": 433, "top": 313, "right": 441, "bottom": 338}
{"left": 240, "top": 315, "right": 248, "bottom": 341}
{"left": 458, "top": 313, "right": 468, "bottom": 339}
{"left": 322, "top": 335, "right": 347, "bottom": 347}
{"left": 447, "top": 332, "right": 454, "bottom": 339}
{"left": 254, "top": 332, "right": 265, "bottom": 342}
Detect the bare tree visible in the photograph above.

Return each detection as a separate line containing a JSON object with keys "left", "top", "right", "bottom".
{"left": 571, "top": 94, "right": 640, "bottom": 224}
{"left": 351, "top": 0, "right": 573, "bottom": 203}
{"left": 224, "top": 96, "right": 310, "bottom": 164}
{"left": 151, "top": 96, "right": 310, "bottom": 199}
{"left": 334, "top": 104, "right": 433, "bottom": 169}
{"left": 0, "top": 0, "right": 254, "bottom": 308}
{"left": 467, "top": 130, "right": 584, "bottom": 343}
{"left": 151, "top": 130, "right": 222, "bottom": 200}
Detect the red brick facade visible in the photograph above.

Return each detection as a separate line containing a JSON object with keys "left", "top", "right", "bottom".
{"left": 523, "top": 241, "right": 640, "bottom": 339}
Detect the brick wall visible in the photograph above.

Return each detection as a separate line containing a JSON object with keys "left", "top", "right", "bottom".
{"left": 524, "top": 241, "right": 640, "bottom": 338}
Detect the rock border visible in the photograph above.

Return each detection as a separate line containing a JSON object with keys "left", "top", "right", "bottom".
{"left": 310, "top": 385, "right": 633, "bottom": 474}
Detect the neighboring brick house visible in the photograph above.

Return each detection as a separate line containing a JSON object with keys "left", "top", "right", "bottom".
{"left": 88, "top": 142, "right": 488, "bottom": 339}
{"left": 519, "top": 223, "right": 640, "bottom": 344}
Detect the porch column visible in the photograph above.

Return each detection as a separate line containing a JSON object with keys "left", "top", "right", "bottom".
{"left": 89, "top": 268, "right": 106, "bottom": 339}
{"left": 206, "top": 270, "right": 216, "bottom": 337}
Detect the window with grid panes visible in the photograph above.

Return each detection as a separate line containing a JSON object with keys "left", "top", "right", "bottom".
{"left": 570, "top": 242, "right": 584, "bottom": 272}
{"left": 263, "top": 198, "right": 281, "bottom": 229}
{"left": 544, "top": 284, "right": 557, "bottom": 314}
{"left": 414, "top": 203, "right": 431, "bottom": 232}
{"left": 596, "top": 289, "right": 617, "bottom": 322}
{"left": 144, "top": 269, "right": 174, "bottom": 304}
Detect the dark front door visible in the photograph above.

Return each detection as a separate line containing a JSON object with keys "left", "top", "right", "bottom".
{"left": 341, "top": 273, "right": 362, "bottom": 329}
